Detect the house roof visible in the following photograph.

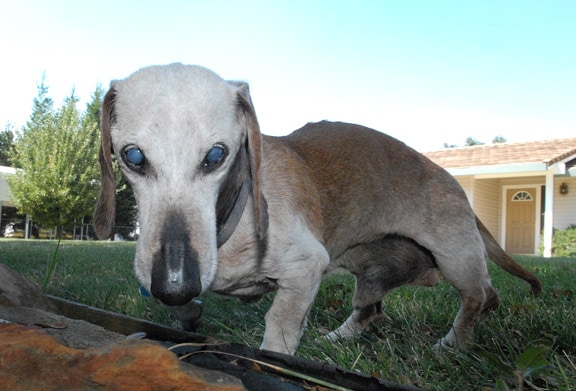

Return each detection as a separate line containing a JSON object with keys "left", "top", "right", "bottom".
{"left": 423, "top": 138, "right": 576, "bottom": 170}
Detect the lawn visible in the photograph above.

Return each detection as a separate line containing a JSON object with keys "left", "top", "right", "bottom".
{"left": 1, "top": 239, "right": 575, "bottom": 390}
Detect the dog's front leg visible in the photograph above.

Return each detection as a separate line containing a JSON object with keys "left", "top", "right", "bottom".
{"left": 260, "top": 247, "right": 329, "bottom": 355}
{"left": 261, "top": 280, "right": 321, "bottom": 355}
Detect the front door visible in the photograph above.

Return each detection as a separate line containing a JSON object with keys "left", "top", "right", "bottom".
{"left": 505, "top": 188, "right": 536, "bottom": 254}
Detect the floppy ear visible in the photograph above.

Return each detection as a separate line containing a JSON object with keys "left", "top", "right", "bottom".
{"left": 93, "top": 86, "right": 117, "bottom": 239}
{"left": 232, "top": 82, "right": 268, "bottom": 240}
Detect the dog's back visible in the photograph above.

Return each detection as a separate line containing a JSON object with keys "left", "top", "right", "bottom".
{"left": 275, "top": 120, "right": 474, "bottom": 258}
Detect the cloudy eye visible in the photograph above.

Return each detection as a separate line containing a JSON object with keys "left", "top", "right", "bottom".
{"left": 202, "top": 145, "right": 227, "bottom": 170}
{"left": 122, "top": 146, "right": 145, "bottom": 169}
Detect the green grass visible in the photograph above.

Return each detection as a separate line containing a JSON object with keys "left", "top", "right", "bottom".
{"left": 1, "top": 239, "right": 575, "bottom": 390}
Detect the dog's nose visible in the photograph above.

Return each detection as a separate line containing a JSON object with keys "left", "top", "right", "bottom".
{"left": 150, "top": 213, "right": 202, "bottom": 306}
{"left": 151, "top": 240, "right": 202, "bottom": 306}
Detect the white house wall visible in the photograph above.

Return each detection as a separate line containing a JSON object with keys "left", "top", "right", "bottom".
{"left": 554, "top": 176, "right": 576, "bottom": 229}
{"left": 454, "top": 176, "right": 502, "bottom": 245}
{"left": 454, "top": 176, "right": 473, "bottom": 201}
{"left": 0, "top": 170, "right": 15, "bottom": 207}
{"left": 474, "top": 179, "right": 501, "bottom": 240}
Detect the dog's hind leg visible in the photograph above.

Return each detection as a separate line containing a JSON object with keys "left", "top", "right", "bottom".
{"left": 326, "top": 236, "right": 437, "bottom": 341}
{"left": 432, "top": 249, "right": 499, "bottom": 352}
{"left": 324, "top": 301, "right": 384, "bottom": 341}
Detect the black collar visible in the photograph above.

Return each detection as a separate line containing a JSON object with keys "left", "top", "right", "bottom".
{"left": 216, "top": 178, "right": 251, "bottom": 248}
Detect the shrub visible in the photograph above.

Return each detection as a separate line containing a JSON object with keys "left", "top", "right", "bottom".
{"left": 541, "top": 225, "right": 576, "bottom": 257}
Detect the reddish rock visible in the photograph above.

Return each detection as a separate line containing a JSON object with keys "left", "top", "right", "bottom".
{"left": 0, "top": 323, "right": 246, "bottom": 391}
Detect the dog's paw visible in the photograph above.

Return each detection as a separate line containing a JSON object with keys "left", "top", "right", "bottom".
{"left": 432, "top": 337, "right": 451, "bottom": 356}
{"left": 321, "top": 331, "right": 342, "bottom": 342}
{"left": 320, "top": 325, "right": 361, "bottom": 342}
{"left": 432, "top": 333, "right": 474, "bottom": 356}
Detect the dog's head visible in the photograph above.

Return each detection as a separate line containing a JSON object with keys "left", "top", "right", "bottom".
{"left": 94, "top": 64, "right": 267, "bottom": 306}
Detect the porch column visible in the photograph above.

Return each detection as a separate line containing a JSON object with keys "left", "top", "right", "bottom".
{"left": 542, "top": 172, "right": 555, "bottom": 257}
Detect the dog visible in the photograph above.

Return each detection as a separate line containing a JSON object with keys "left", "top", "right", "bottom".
{"left": 94, "top": 63, "right": 541, "bottom": 355}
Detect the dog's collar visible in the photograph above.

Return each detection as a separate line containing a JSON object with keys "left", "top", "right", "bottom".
{"left": 216, "top": 179, "right": 251, "bottom": 248}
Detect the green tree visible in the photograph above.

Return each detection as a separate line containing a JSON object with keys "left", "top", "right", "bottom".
{"left": 443, "top": 135, "right": 507, "bottom": 149}
{"left": 8, "top": 83, "right": 101, "bottom": 236}
{"left": 465, "top": 136, "right": 484, "bottom": 146}
{"left": 0, "top": 123, "right": 15, "bottom": 166}
{"left": 113, "top": 172, "right": 138, "bottom": 239}
{"left": 27, "top": 73, "right": 54, "bottom": 132}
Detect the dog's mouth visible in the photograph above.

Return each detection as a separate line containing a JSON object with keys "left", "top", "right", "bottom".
{"left": 150, "top": 210, "right": 202, "bottom": 306}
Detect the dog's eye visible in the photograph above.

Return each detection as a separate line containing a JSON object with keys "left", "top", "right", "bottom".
{"left": 122, "top": 146, "right": 145, "bottom": 169}
{"left": 202, "top": 145, "right": 226, "bottom": 169}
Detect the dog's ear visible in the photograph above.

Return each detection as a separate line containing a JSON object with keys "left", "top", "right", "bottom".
{"left": 231, "top": 81, "right": 268, "bottom": 240}
{"left": 93, "top": 86, "right": 117, "bottom": 240}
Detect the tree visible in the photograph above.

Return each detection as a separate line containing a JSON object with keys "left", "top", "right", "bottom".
{"left": 443, "top": 135, "right": 507, "bottom": 149}
{"left": 114, "top": 172, "right": 138, "bottom": 239}
{"left": 0, "top": 123, "right": 15, "bottom": 166}
{"left": 492, "top": 135, "right": 507, "bottom": 144}
{"left": 464, "top": 137, "right": 484, "bottom": 146}
{"left": 26, "top": 73, "right": 54, "bottom": 133}
{"left": 8, "top": 81, "right": 101, "bottom": 236}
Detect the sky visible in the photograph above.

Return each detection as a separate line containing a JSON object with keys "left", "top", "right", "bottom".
{"left": 0, "top": 0, "right": 575, "bottom": 152}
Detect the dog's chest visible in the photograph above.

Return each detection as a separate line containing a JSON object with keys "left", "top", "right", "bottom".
{"left": 211, "top": 255, "right": 277, "bottom": 300}
{"left": 212, "top": 276, "right": 277, "bottom": 303}
{"left": 210, "top": 238, "right": 277, "bottom": 298}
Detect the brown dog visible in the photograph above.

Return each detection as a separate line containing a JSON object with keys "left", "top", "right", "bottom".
{"left": 94, "top": 64, "right": 541, "bottom": 355}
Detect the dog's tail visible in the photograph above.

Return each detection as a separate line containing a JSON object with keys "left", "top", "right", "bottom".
{"left": 477, "top": 216, "right": 542, "bottom": 295}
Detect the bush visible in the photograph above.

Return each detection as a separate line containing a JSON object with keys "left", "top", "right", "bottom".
{"left": 542, "top": 225, "right": 576, "bottom": 257}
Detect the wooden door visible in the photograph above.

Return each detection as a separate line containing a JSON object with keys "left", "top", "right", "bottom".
{"left": 505, "top": 188, "right": 536, "bottom": 254}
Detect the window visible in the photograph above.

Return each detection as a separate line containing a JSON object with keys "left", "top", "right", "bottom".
{"left": 512, "top": 191, "right": 533, "bottom": 201}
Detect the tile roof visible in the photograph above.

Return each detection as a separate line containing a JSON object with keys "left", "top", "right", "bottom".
{"left": 423, "top": 138, "right": 576, "bottom": 169}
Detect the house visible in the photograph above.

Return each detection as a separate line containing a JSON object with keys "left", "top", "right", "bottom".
{"left": 0, "top": 166, "right": 15, "bottom": 203}
{"left": 0, "top": 165, "right": 18, "bottom": 234}
{"left": 424, "top": 138, "right": 576, "bottom": 256}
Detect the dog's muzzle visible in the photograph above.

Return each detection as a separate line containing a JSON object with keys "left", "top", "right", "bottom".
{"left": 150, "top": 211, "right": 202, "bottom": 306}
